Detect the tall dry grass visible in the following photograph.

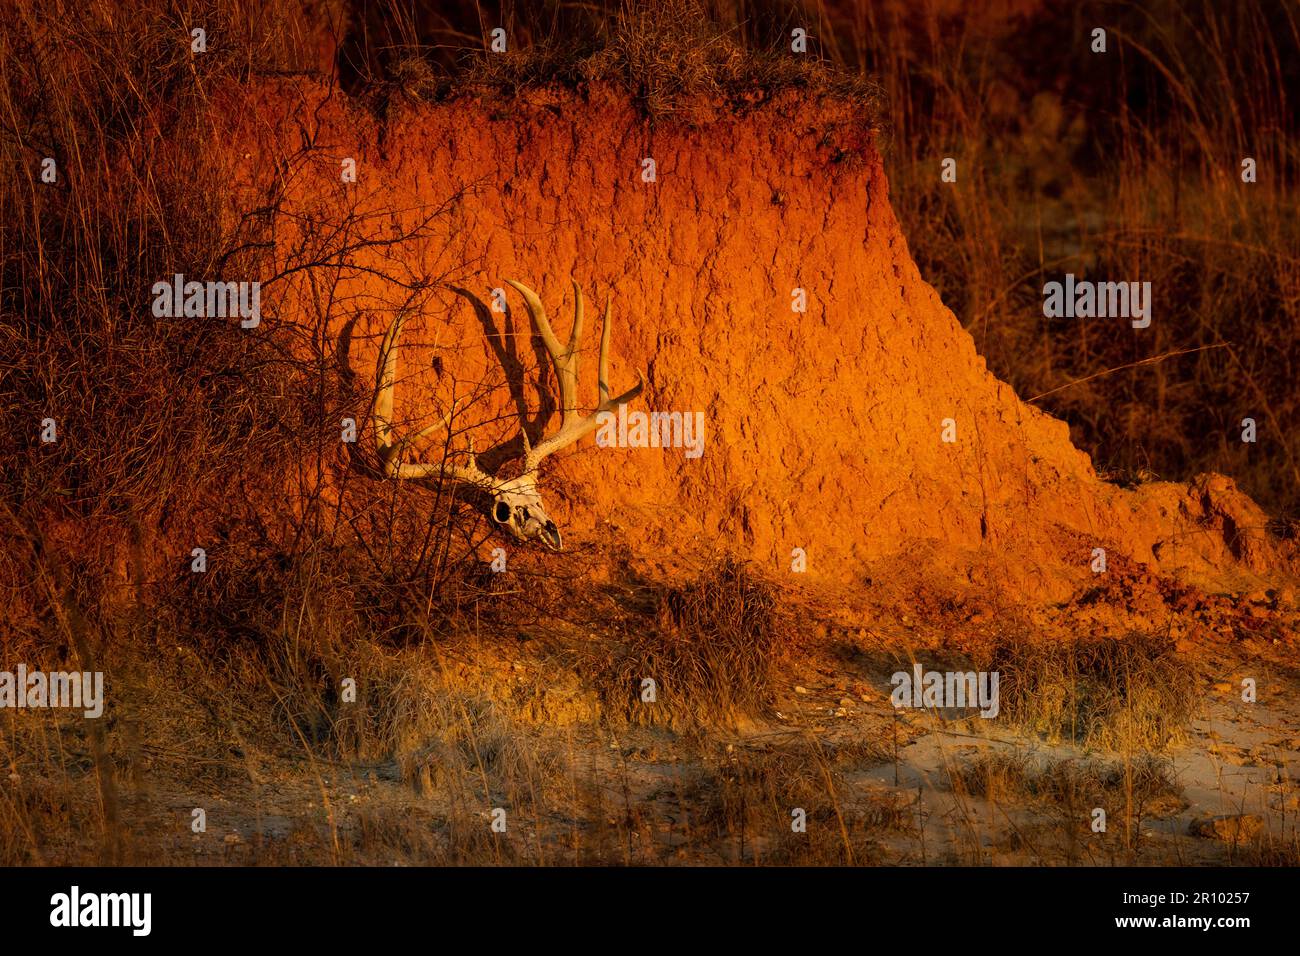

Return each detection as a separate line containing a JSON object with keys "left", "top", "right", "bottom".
{"left": 598, "top": 556, "right": 797, "bottom": 729}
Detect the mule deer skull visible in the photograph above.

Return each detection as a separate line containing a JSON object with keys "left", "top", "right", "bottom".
{"left": 366, "top": 279, "right": 643, "bottom": 551}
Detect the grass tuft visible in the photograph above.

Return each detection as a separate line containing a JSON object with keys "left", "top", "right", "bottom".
{"left": 981, "top": 630, "right": 1199, "bottom": 751}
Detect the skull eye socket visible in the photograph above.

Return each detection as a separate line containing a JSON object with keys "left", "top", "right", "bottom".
{"left": 493, "top": 501, "right": 512, "bottom": 524}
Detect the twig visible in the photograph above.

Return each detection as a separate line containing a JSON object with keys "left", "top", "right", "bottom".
{"left": 1026, "top": 344, "right": 1226, "bottom": 403}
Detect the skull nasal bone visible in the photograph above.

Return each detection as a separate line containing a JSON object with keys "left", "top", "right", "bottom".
{"left": 542, "top": 522, "right": 562, "bottom": 551}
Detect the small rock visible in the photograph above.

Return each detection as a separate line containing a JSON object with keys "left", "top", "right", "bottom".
{"left": 1247, "top": 746, "right": 1285, "bottom": 767}
{"left": 794, "top": 686, "right": 808, "bottom": 695}
{"left": 1146, "top": 794, "right": 1189, "bottom": 818}
{"left": 839, "top": 697, "right": 855, "bottom": 708}
{"left": 1189, "top": 814, "right": 1265, "bottom": 842}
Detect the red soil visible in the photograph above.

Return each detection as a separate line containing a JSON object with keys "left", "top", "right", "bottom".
{"left": 215, "top": 80, "right": 1293, "bottom": 603}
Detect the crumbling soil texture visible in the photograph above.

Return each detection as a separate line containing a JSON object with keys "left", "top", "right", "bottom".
{"left": 223, "top": 80, "right": 1296, "bottom": 603}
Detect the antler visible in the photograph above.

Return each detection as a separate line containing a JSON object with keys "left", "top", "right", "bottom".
{"left": 372, "top": 312, "right": 497, "bottom": 492}
{"left": 504, "top": 279, "right": 644, "bottom": 473}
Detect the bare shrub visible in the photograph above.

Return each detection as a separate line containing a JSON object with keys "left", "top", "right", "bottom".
{"left": 981, "top": 630, "right": 1198, "bottom": 751}
{"left": 599, "top": 556, "right": 796, "bottom": 729}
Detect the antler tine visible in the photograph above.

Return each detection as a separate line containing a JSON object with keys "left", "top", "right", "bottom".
{"left": 593, "top": 293, "right": 643, "bottom": 412}
{"left": 371, "top": 313, "right": 495, "bottom": 490}
{"left": 569, "top": 279, "right": 584, "bottom": 361}
{"left": 503, "top": 279, "right": 562, "bottom": 357}
{"left": 598, "top": 297, "right": 611, "bottom": 405}
{"left": 514, "top": 282, "right": 645, "bottom": 473}
{"left": 505, "top": 278, "right": 581, "bottom": 424}
{"left": 374, "top": 312, "right": 406, "bottom": 453}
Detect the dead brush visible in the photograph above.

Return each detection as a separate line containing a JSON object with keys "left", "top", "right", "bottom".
{"left": 1244, "top": 832, "right": 1300, "bottom": 867}
{"left": 949, "top": 750, "right": 1185, "bottom": 857}
{"left": 426, "top": 0, "right": 884, "bottom": 122}
{"left": 600, "top": 556, "right": 795, "bottom": 730}
{"left": 0, "top": 0, "right": 317, "bottom": 525}
{"left": 696, "top": 740, "right": 893, "bottom": 864}
{"left": 950, "top": 751, "right": 1183, "bottom": 813}
{"left": 0, "top": 708, "right": 112, "bottom": 866}
{"left": 222, "top": 556, "right": 563, "bottom": 805}
{"left": 981, "top": 630, "right": 1197, "bottom": 751}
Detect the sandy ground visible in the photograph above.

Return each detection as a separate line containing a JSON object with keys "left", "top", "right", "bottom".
{"left": 21, "top": 614, "right": 1285, "bottom": 868}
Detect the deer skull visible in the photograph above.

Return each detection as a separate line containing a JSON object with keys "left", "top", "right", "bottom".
{"left": 360, "top": 279, "right": 643, "bottom": 551}
{"left": 489, "top": 476, "right": 562, "bottom": 551}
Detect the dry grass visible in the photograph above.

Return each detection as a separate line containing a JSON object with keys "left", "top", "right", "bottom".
{"left": 693, "top": 739, "right": 898, "bottom": 864}
{"left": 597, "top": 557, "right": 796, "bottom": 730}
{"left": 945, "top": 750, "right": 1188, "bottom": 860}
{"left": 950, "top": 751, "right": 1183, "bottom": 813}
{"left": 0, "top": 2, "right": 299, "bottom": 522}
{"left": 980, "top": 630, "right": 1199, "bottom": 751}
{"left": 354, "top": 0, "right": 885, "bottom": 122}
{"left": 1245, "top": 832, "right": 1300, "bottom": 867}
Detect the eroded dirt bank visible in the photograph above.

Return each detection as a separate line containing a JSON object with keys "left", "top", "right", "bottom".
{"left": 208, "top": 80, "right": 1294, "bottom": 603}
